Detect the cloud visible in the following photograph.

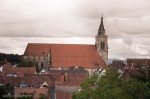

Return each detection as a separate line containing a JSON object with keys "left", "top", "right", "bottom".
{"left": 0, "top": 0, "right": 150, "bottom": 59}
{"left": 0, "top": 37, "right": 94, "bottom": 54}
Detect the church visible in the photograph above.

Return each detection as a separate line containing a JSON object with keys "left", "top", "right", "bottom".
{"left": 23, "top": 16, "right": 108, "bottom": 74}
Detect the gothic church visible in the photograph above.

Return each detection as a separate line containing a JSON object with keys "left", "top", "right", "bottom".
{"left": 23, "top": 16, "right": 108, "bottom": 74}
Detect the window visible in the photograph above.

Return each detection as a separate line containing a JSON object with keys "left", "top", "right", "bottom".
{"left": 101, "top": 42, "right": 105, "bottom": 50}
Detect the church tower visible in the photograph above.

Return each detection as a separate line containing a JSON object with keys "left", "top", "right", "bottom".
{"left": 95, "top": 15, "right": 108, "bottom": 65}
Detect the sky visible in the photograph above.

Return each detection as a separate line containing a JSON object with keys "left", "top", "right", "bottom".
{"left": 0, "top": 0, "right": 150, "bottom": 59}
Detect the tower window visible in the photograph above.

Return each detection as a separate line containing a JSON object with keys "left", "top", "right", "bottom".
{"left": 101, "top": 42, "right": 103, "bottom": 49}
{"left": 101, "top": 42, "right": 105, "bottom": 50}
{"left": 103, "top": 42, "right": 105, "bottom": 50}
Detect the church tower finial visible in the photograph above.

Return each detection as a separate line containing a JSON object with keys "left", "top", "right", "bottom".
{"left": 95, "top": 14, "right": 108, "bottom": 65}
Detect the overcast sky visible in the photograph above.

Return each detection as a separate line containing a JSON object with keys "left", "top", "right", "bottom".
{"left": 0, "top": 0, "right": 150, "bottom": 59}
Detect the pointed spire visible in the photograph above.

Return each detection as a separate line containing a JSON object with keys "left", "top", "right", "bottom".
{"left": 98, "top": 14, "right": 105, "bottom": 35}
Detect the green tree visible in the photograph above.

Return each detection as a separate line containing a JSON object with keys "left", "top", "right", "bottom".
{"left": 19, "top": 59, "right": 35, "bottom": 67}
{"left": 130, "top": 64, "right": 150, "bottom": 82}
{"left": 38, "top": 93, "right": 46, "bottom": 99}
{"left": 129, "top": 64, "right": 150, "bottom": 98}
{"left": 17, "top": 92, "right": 34, "bottom": 99}
{"left": 72, "top": 68, "right": 150, "bottom": 99}
{"left": 0, "top": 85, "right": 7, "bottom": 98}
{"left": 0, "top": 53, "right": 22, "bottom": 63}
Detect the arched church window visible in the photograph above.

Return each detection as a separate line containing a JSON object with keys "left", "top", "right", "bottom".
{"left": 101, "top": 42, "right": 105, "bottom": 50}
{"left": 103, "top": 42, "right": 105, "bottom": 50}
{"left": 101, "top": 42, "right": 103, "bottom": 49}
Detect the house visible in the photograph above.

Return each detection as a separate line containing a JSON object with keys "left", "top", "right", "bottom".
{"left": 2, "top": 66, "right": 36, "bottom": 77}
{"left": 110, "top": 60, "right": 126, "bottom": 70}
{"left": 3, "top": 74, "right": 51, "bottom": 88}
{"left": 127, "top": 58, "right": 150, "bottom": 67}
{"left": 15, "top": 87, "right": 49, "bottom": 99}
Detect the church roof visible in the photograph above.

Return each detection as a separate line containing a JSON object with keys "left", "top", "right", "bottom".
{"left": 24, "top": 43, "right": 106, "bottom": 69}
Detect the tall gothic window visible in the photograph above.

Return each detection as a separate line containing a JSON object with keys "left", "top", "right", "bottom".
{"left": 103, "top": 42, "right": 105, "bottom": 50}
{"left": 101, "top": 42, "right": 103, "bottom": 49}
{"left": 101, "top": 42, "right": 105, "bottom": 50}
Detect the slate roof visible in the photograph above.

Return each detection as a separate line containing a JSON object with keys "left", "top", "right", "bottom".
{"left": 24, "top": 43, "right": 106, "bottom": 69}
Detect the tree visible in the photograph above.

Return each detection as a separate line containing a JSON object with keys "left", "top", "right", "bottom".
{"left": 0, "top": 85, "right": 7, "bottom": 98}
{"left": 0, "top": 53, "right": 22, "bottom": 63}
{"left": 5, "top": 83, "right": 14, "bottom": 96}
{"left": 130, "top": 64, "right": 150, "bottom": 82}
{"left": 17, "top": 92, "right": 34, "bottom": 99}
{"left": 129, "top": 64, "right": 150, "bottom": 98}
{"left": 19, "top": 59, "right": 35, "bottom": 67}
{"left": 72, "top": 68, "right": 150, "bottom": 99}
{"left": 38, "top": 93, "right": 46, "bottom": 99}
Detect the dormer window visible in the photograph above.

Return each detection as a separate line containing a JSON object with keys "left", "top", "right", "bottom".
{"left": 20, "top": 81, "right": 27, "bottom": 88}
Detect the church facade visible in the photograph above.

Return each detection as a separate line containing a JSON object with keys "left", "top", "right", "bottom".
{"left": 23, "top": 16, "right": 108, "bottom": 74}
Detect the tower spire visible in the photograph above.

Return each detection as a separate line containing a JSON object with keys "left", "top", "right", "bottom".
{"left": 95, "top": 14, "right": 108, "bottom": 65}
{"left": 98, "top": 14, "right": 105, "bottom": 35}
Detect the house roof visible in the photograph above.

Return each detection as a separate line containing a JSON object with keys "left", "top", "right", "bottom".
{"left": 15, "top": 88, "right": 48, "bottom": 99}
{"left": 3, "top": 74, "right": 51, "bottom": 88}
{"left": 24, "top": 43, "right": 106, "bottom": 69}
{"left": 2, "top": 66, "right": 36, "bottom": 76}
{"left": 49, "top": 69, "right": 88, "bottom": 75}
{"left": 127, "top": 58, "right": 150, "bottom": 67}
{"left": 3, "top": 69, "right": 89, "bottom": 87}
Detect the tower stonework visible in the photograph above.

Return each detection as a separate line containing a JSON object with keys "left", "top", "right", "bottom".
{"left": 95, "top": 15, "right": 108, "bottom": 65}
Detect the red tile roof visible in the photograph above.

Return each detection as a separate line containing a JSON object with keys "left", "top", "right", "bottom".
{"left": 24, "top": 43, "right": 106, "bottom": 69}
{"left": 3, "top": 74, "right": 51, "bottom": 88}
{"left": 15, "top": 88, "right": 48, "bottom": 99}
{"left": 2, "top": 66, "right": 36, "bottom": 76}
{"left": 127, "top": 58, "right": 150, "bottom": 67}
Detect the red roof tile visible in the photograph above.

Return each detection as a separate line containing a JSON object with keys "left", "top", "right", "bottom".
{"left": 24, "top": 43, "right": 106, "bottom": 69}
{"left": 15, "top": 88, "right": 48, "bottom": 99}
{"left": 127, "top": 58, "right": 150, "bottom": 67}
{"left": 2, "top": 66, "right": 36, "bottom": 76}
{"left": 3, "top": 74, "right": 52, "bottom": 88}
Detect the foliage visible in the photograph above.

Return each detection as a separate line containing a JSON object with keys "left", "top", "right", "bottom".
{"left": 5, "top": 83, "right": 14, "bottom": 94}
{"left": 0, "top": 85, "right": 7, "bottom": 98}
{"left": 130, "top": 64, "right": 150, "bottom": 82}
{"left": 72, "top": 68, "right": 150, "bottom": 99}
{"left": 17, "top": 96, "right": 33, "bottom": 99}
{"left": 38, "top": 93, "right": 47, "bottom": 99}
{"left": 0, "top": 53, "right": 22, "bottom": 63}
{"left": 19, "top": 59, "right": 35, "bottom": 67}
{"left": 129, "top": 64, "right": 150, "bottom": 98}
{"left": 17, "top": 92, "right": 34, "bottom": 99}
